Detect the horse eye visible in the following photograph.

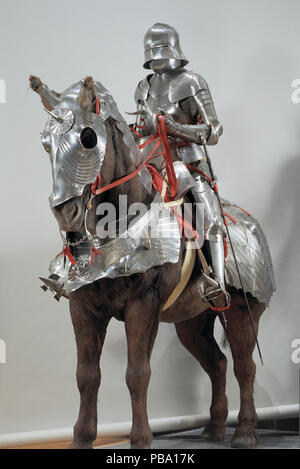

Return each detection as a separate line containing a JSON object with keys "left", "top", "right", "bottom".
{"left": 80, "top": 127, "right": 98, "bottom": 149}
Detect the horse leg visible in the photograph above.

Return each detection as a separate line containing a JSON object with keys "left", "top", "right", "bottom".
{"left": 175, "top": 314, "right": 228, "bottom": 441}
{"left": 125, "top": 295, "right": 159, "bottom": 449}
{"left": 224, "top": 293, "right": 265, "bottom": 448}
{"left": 69, "top": 300, "right": 110, "bottom": 449}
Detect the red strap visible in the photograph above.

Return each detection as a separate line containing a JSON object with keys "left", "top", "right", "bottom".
{"left": 91, "top": 113, "right": 178, "bottom": 199}
{"left": 185, "top": 163, "right": 220, "bottom": 193}
{"left": 185, "top": 163, "right": 213, "bottom": 183}
{"left": 91, "top": 136, "right": 161, "bottom": 195}
{"left": 138, "top": 133, "right": 159, "bottom": 150}
{"left": 176, "top": 141, "right": 188, "bottom": 148}
{"left": 223, "top": 211, "right": 237, "bottom": 224}
{"left": 56, "top": 246, "right": 77, "bottom": 265}
{"left": 95, "top": 96, "right": 100, "bottom": 115}
{"left": 145, "top": 164, "right": 198, "bottom": 240}
{"left": 236, "top": 205, "right": 251, "bottom": 216}
{"left": 210, "top": 302, "right": 231, "bottom": 312}
{"left": 155, "top": 114, "right": 177, "bottom": 199}
{"left": 91, "top": 172, "right": 102, "bottom": 194}
{"left": 174, "top": 211, "right": 199, "bottom": 240}
{"left": 145, "top": 164, "right": 166, "bottom": 195}
{"left": 130, "top": 127, "right": 143, "bottom": 139}
{"left": 90, "top": 247, "right": 102, "bottom": 265}
{"left": 223, "top": 237, "right": 228, "bottom": 258}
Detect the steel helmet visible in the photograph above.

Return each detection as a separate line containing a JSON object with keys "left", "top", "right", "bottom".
{"left": 143, "top": 23, "right": 188, "bottom": 69}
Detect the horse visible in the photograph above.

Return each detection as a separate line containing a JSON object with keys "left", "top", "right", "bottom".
{"left": 29, "top": 74, "right": 275, "bottom": 449}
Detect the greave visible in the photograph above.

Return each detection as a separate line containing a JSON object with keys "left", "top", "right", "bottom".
{"left": 207, "top": 233, "right": 230, "bottom": 309}
{"left": 209, "top": 234, "right": 225, "bottom": 291}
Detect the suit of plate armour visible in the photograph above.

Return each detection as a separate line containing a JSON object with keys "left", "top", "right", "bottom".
{"left": 134, "top": 57, "right": 227, "bottom": 297}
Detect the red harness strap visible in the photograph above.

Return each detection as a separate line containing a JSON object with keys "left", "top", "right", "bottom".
{"left": 155, "top": 114, "right": 178, "bottom": 199}
{"left": 236, "top": 205, "right": 251, "bottom": 217}
{"left": 130, "top": 124, "right": 147, "bottom": 139}
{"left": 90, "top": 247, "right": 102, "bottom": 265}
{"left": 145, "top": 164, "right": 165, "bottom": 194}
{"left": 130, "top": 127, "right": 143, "bottom": 139}
{"left": 91, "top": 137, "right": 162, "bottom": 195}
{"left": 223, "top": 237, "right": 229, "bottom": 258}
{"left": 185, "top": 163, "right": 220, "bottom": 194}
{"left": 56, "top": 246, "right": 77, "bottom": 266}
{"left": 91, "top": 113, "right": 178, "bottom": 197}
{"left": 145, "top": 164, "right": 198, "bottom": 240}
{"left": 223, "top": 211, "right": 237, "bottom": 224}
{"left": 138, "top": 133, "right": 159, "bottom": 149}
{"left": 95, "top": 96, "right": 101, "bottom": 115}
{"left": 210, "top": 303, "right": 231, "bottom": 312}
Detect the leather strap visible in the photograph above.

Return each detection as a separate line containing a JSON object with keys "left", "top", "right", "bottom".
{"left": 162, "top": 240, "right": 196, "bottom": 311}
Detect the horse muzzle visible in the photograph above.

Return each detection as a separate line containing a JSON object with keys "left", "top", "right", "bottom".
{"left": 52, "top": 196, "right": 87, "bottom": 232}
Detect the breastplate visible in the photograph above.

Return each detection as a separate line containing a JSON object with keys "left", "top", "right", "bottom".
{"left": 140, "top": 72, "right": 205, "bottom": 165}
{"left": 143, "top": 73, "right": 191, "bottom": 135}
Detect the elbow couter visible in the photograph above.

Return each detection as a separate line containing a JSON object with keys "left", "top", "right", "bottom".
{"left": 207, "top": 122, "right": 223, "bottom": 145}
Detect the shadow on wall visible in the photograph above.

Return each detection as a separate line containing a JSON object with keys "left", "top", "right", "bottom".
{"left": 241, "top": 48, "right": 300, "bottom": 406}
{"left": 149, "top": 330, "right": 211, "bottom": 417}
{"left": 252, "top": 153, "right": 300, "bottom": 407}
{"left": 220, "top": 46, "right": 298, "bottom": 199}
{"left": 265, "top": 154, "right": 300, "bottom": 303}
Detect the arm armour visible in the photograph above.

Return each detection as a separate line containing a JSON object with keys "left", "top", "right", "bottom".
{"left": 168, "top": 71, "right": 223, "bottom": 145}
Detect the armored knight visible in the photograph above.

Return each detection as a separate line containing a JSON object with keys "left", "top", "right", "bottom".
{"left": 133, "top": 23, "right": 229, "bottom": 307}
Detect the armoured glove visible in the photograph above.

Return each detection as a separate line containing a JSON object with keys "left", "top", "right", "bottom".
{"left": 161, "top": 114, "right": 211, "bottom": 144}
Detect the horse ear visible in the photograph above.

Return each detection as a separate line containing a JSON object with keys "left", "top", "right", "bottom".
{"left": 79, "top": 76, "right": 96, "bottom": 111}
{"left": 29, "top": 75, "right": 61, "bottom": 111}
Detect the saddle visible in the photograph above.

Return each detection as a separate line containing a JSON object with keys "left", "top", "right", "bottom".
{"left": 151, "top": 160, "right": 229, "bottom": 313}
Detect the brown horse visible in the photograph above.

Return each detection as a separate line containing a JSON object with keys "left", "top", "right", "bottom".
{"left": 30, "top": 74, "right": 272, "bottom": 449}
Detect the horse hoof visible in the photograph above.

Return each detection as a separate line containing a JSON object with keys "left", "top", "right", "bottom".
{"left": 68, "top": 441, "right": 93, "bottom": 449}
{"left": 130, "top": 431, "right": 153, "bottom": 449}
{"left": 231, "top": 427, "right": 258, "bottom": 448}
{"left": 201, "top": 424, "right": 226, "bottom": 442}
{"left": 130, "top": 439, "right": 152, "bottom": 449}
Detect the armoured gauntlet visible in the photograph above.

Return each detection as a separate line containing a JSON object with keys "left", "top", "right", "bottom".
{"left": 163, "top": 114, "right": 211, "bottom": 144}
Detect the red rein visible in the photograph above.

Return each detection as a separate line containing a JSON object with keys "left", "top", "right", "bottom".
{"left": 91, "top": 114, "right": 177, "bottom": 199}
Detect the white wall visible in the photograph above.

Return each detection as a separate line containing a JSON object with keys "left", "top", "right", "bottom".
{"left": 0, "top": 0, "right": 299, "bottom": 435}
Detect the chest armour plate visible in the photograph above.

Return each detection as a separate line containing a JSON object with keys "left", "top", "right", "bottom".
{"left": 142, "top": 93, "right": 205, "bottom": 164}
{"left": 138, "top": 71, "right": 205, "bottom": 164}
{"left": 143, "top": 77, "right": 191, "bottom": 134}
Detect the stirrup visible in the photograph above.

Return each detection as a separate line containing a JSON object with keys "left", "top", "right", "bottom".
{"left": 209, "top": 290, "right": 231, "bottom": 312}
{"left": 196, "top": 246, "right": 230, "bottom": 311}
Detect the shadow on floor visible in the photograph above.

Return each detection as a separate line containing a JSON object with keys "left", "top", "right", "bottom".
{"left": 102, "top": 427, "right": 299, "bottom": 450}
